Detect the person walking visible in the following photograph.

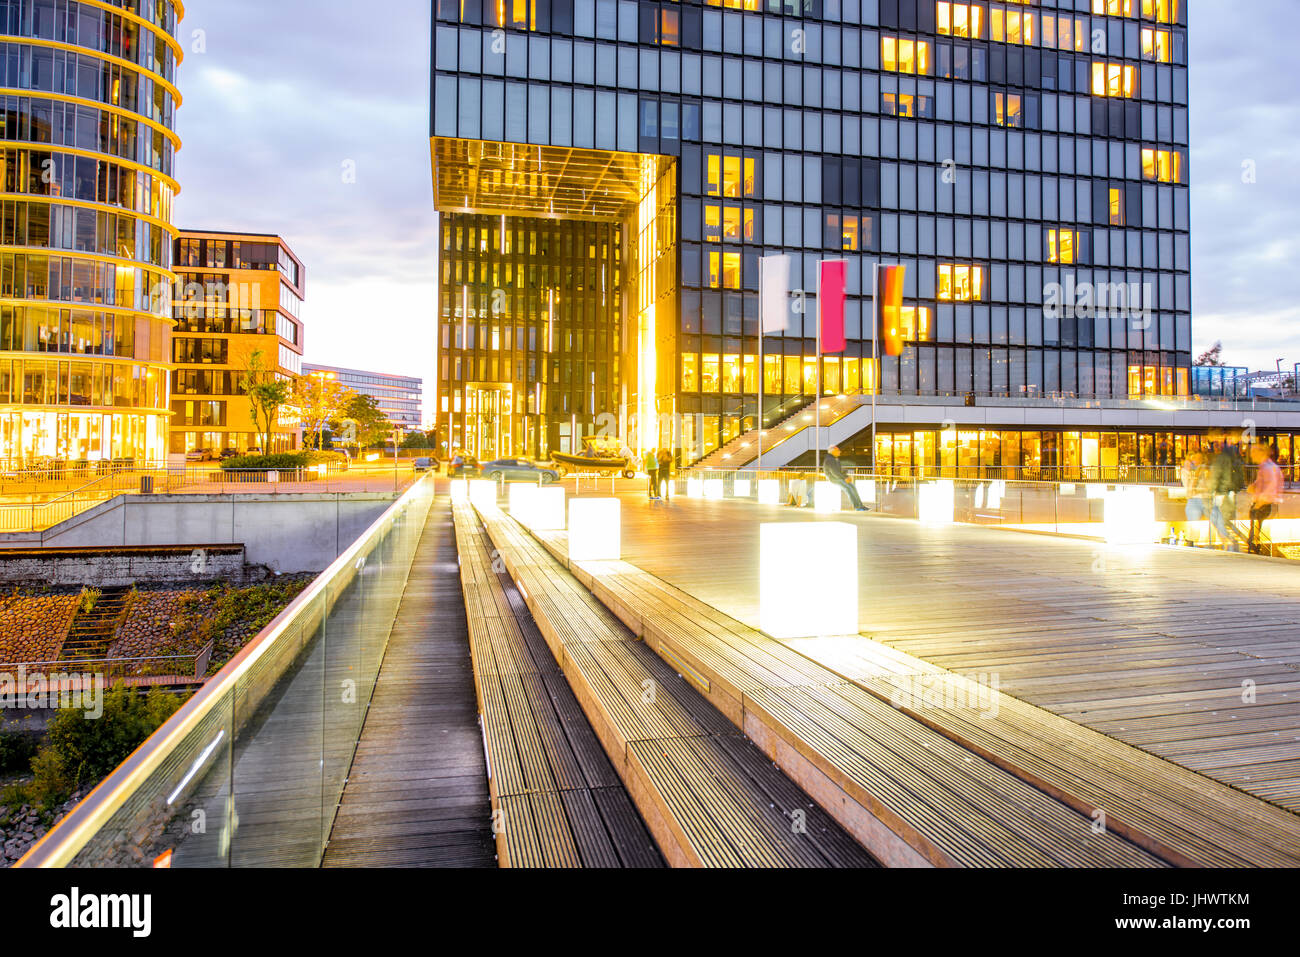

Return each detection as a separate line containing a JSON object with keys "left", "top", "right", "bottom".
{"left": 643, "top": 447, "right": 659, "bottom": 501}
{"left": 656, "top": 448, "right": 673, "bottom": 501}
{"left": 825, "top": 445, "right": 868, "bottom": 511}
{"left": 1180, "top": 450, "right": 1210, "bottom": 543}
{"left": 1208, "top": 430, "right": 1247, "bottom": 550}
{"left": 1247, "top": 443, "right": 1284, "bottom": 555}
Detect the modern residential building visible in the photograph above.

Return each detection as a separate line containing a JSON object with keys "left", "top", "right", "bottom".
{"left": 0, "top": 0, "right": 183, "bottom": 467}
{"left": 301, "top": 362, "right": 424, "bottom": 435}
{"left": 170, "top": 230, "right": 305, "bottom": 455}
{"left": 431, "top": 0, "right": 1300, "bottom": 475}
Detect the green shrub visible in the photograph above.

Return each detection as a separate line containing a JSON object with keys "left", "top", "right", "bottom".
{"left": 306, "top": 450, "right": 347, "bottom": 466}
{"left": 219, "top": 452, "right": 309, "bottom": 471}
{"left": 78, "top": 586, "right": 101, "bottom": 614}
{"left": 26, "top": 683, "right": 185, "bottom": 809}
{"left": 0, "top": 727, "right": 37, "bottom": 775}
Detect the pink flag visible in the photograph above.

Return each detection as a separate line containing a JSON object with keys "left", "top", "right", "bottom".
{"left": 819, "top": 259, "right": 847, "bottom": 354}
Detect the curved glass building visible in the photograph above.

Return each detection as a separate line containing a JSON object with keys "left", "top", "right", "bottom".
{"left": 0, "top": 0, "right": 182, "bottom": 467}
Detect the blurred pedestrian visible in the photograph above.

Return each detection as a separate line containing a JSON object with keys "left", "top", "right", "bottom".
{"left": 657, "top": 448, "right": 673, "bottom": 501}
{"left": 825, "top": 445, "right": 868, "bottom": 511}
{"left": 1247, "top": 443, "right": 1283, "bottom": 555}
{"left": 1180, "top": 450, "right": 1210, "bottom": 543}
{"left": 1208, "top": 430, "right": 1247, "bottom": 550}
{"left": 643, "top": 447, "right": 659, "bottom": 501}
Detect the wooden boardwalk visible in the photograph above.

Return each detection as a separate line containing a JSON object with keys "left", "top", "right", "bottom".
{"left": 606, "top": 492, "right": 1300, "bottom": 818}
{"left": 467, "top": 502, "right": 879, "bottom": 867}
{"left": 454, "top": 506, "right": 664, "bottom": 867}
{"left": 322, "top": 502, "right": 496, "bottom": 867}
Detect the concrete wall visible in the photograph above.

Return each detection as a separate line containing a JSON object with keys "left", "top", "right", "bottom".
{"left": 0, "top": 492, "right": 398, "bottom": 573}
{"left": 0, "top": 545, "right": 246, "bottom": 587}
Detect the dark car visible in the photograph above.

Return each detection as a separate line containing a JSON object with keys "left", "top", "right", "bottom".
{"left": 480, "top": 458, "right": 559, "bottom": 484}
{"left": 413, "top": 456, "right": 435, "bottom": 472}
{"left": 449, "top": 455, "right": 480, "bottom": 477}
{"left": 219, "top": 448, "right": 240, "bottom": 460}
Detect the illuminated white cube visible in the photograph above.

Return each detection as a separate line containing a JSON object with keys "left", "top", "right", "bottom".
{"left": 733, "top": 479, "right": 752, "bottom": 498}
{"left": 814, "top": 481, "right": 842, "bottom": 513}
{"left": 686, "top": 477, "right": 703, "bottom": 498}
{"left": 468, "top": 479, "right": 497, "bottom": 509}
{"left": 449, "top": 478, "right": 469, "bottom": 504}
{"left": 918, "top": 480, "right": 955, "bottom": 525}
{"left": 986, "top": 481, "right": 1003, "bottom": 510}
{"left": 975, "top": 483, "right": 987, "bottom": 508}
{"left": 1086, "top": 483, "right": 1107, "bottom": 499}
{"left": 1103, "top": 487, "right": 1156, "bottom": 545}
{"left": 1060, "top": 483, "right": 1077, "bottom": 496}
{"left": 855, "top": 479, "right": 875, "bottom": 505}
{"left": 508, "top": 483, "right": 538, "bottom": 524}
{"left": 759, "top": 522, "right": 858, "bottom": 639}
{"left": 568, "top": 498, "right": 620, "bottom": 561}
{"left": 703, "top": 478, "right": 724, "bottom": 500}
{"left": 527, "top": 486, "right": 566, "bottom": 529}
{"left": 758, "top": 479, "right": 780, "bottom": 505}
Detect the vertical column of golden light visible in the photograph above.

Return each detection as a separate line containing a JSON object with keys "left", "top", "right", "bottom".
{"left": 635, "top": 157, "right": 658, "bottom": 457}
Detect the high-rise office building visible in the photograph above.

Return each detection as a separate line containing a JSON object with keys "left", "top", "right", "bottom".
{"left": 431, "top": 1, "right": 1300, "bottom": 476}
{"left": 171, "top": 230, "right": 305, "bottom": 455}
{"left": 0, "top": 0, "right": 183, "bottom": 467}
{"left": 302, "top": 362, "right": 424, "bottom": 435}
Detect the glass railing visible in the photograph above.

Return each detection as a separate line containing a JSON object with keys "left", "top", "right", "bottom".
{"left": 16, "top": 472, "right": 436, "bottom": 868}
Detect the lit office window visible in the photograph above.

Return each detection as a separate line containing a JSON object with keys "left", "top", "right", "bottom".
{"left": 708, "top": 251, "right": 741, "bottom": 289}
{"left": 706, "top": 155, "right": 756, "bottom": 198}
{"left": 1092, "top": 62, "right": 1137, "bottom": 97}
{"left": 1092, "top": 0, "right": 1134, "bottom": 16}
{"left": 1143, "top": 0, "right": 1178, "bottom": 24}
{"left": 882, "top": 37, "right": 931, "bottom": 75}
{"left": 1046, "top": 229, "right": 1080, "bottom": 264}
{"left": 938, "top": 264, "right": 984, "bottom": 301}
{"left": 1141, "top": 27, "right": 1171, "bottom": 61}
{"left": 899, "top": 307, "right": 932, "bottom": 341}
{"left": 1109, "top": 188, "right": 1126, "bottom": 226}
{"left": 1141, "top": 148, "right": 1183, "bottom": 183}
{"left": 994, "top": 92, "right": 1022, "bottom": 127}
{"left": 936, "top": 2, "right": 983, "bottom": 38}
{"left": 990, "top": 5, "right": 1035, "bottom": 45}
{"left": 1042, "top": 14, "right": 1087, "bottom": 51}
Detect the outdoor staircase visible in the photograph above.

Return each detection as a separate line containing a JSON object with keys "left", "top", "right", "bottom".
{"left": 59, "top": 585, "right": 133, "bottom": 662}
{"left": 692, "top": 390, "right": 869, "bottom": 469}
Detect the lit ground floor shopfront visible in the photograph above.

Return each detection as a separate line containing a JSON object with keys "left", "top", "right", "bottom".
{"left": 832, "top": 427, "right": 1300, "bottom": 482}
{"left": 0, "top": 408, "right": 167, "bottom": 468}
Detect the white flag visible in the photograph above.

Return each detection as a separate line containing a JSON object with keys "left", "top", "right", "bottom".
{"left": 759, "top": 254, "right": 790, "bottom": 334}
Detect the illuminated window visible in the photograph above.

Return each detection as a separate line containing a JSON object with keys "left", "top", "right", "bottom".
{"left": 705, "top": 205, "right": 752, "bottom": 242}
{"left": 1142, "top": 0, "right": 1178, "bottom": 24}
{"left": 899, "top": 307, "right": 932, "bottom": 341}
{"left": 708, "top": 251, "right": 741, "bottom": 289}
{"left": 1092, "top": 62, "right": 1136, "bottom": 98}
{"left": 681, "top": 353, "right": 698, "bottom": 391}
{"left": 994, "top": 92, "right": 1022, "bottom": 127}
{"left": 707, "top": 154, "right": 755, "bottom": 198}
{"left": 842, "top": 215, "right": 860, "bottom": 251}
{"left": 1141, "top": 148, "right": 1182, "bottom": 183}
{"left": 1092, "top": 0, "right": 1134, "bottom": 16}
{"left": 937, "top": 2, "right": 983, "bottom": 38}
{"left": 1044, "top": 14, "right": 1087, "bottom": 51}
{"left": 658, "top": 9, "right": 679, "bottom": 46}
{"left": 701, "top": 354, "right": 720, "bottom": 392}
{"left": 990, "top": 5, "right": 1035, "bottom": 45}
{"left": 704, "top": 205, "right": 721, "bottom": 242}
{"left": 1109, "top": 188, "right": 1125, "bottom": 226}
{"left": 882, "top": 36, "right": 931, "bottom": 75}
{"left": 1046, "top": 229, "right": 1079, "bottom": 264}
{"left": 704, "top": 0, "right": 760, "bottom": 8}
{"left": 938, "top": 264, "right": 984, "bottom": 301}
{"left": 1141, "top": 27, "right": 1171, "bottom": 61}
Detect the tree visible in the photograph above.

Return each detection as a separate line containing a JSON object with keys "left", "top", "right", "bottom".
{"left": 343, "top": 393, "right": 389, "bottom": 448}
{"left": 1194, "top": 341, "right": 1224, "bottom": 367}
{"left": 400, "top": 430, "right": 435, "bottom": 450}
{"left": 286, "top": 374, "right": 356, "bottom": 450}
{"left": 241, "top": 349, "right": 290, "bottom": 453}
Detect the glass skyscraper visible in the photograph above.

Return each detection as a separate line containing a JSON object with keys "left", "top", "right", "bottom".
{"left": 431, "top": 0, "right": 1227, "bottom": 476}
{"left": 0, "top": 0, "right": 182, "bottom": 467}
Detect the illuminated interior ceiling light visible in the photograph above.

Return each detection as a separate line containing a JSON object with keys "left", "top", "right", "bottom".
{"left": 759, "top": 522, "right": 859, "bottom": 639}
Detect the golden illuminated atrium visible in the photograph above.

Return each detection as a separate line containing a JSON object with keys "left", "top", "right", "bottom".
{"left": 431, "top": 137, "right": 676, "bottom": 459}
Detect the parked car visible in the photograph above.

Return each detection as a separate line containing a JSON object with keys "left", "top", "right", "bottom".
{"left": 185, "top": 448, "right": 209, "bottom": 463}
{"left": 479, "top": 458, "right": 560, "bottom": 484}
{"left": 449, "top": 455, "right": 480, "bottom": 477}
{"left": 413, "top": 456, "right": 435, "bottom": 472}
{"left": 219, "top": 448, "right": 240, "bottom": 460}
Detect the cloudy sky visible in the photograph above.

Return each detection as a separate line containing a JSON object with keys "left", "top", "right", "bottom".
{"left": 173, "top": 1, "right": 1296, "bottom": 424}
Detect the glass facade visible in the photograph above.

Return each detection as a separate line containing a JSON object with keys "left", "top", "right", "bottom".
{"left": 303, "top": 363, "right": 424, "bottom": 435}
{"left": 431, "top": 0, "right": 1193, "bottom": 461}
{"left": 0, "top": 0, "right": 183, "bottom": 466}
{"left": 171, "top": 231, "right": 306, "bottom": 456}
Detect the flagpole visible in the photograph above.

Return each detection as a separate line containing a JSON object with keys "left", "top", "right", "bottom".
{"left": 757, "top": 256, "right": 764, "bottom": 473}
{"left": 815, "top": 260, "right": 822, "bottom": 473}
{"left": 872, "top": 261, "right": 879, "bottom": 478}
